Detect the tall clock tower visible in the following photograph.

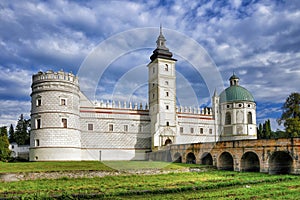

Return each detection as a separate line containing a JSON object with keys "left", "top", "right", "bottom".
{"left": 148, "top": 27, "right": 177, "bottom": 150}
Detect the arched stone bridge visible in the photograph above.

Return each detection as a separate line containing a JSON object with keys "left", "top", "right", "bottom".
{"left": 148, "top": 138, "right": 300, "bottom": 174}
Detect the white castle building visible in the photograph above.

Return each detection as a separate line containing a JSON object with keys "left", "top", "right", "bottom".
{"left": 29, "top": 29, "right": 257, "bottom": 161}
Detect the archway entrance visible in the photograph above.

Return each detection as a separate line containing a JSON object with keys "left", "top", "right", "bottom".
{"left": 164, "top": 139, "right": 172, "bottom": 145}
{"left": 241, "top": 152, "right": 260, "bottom": 172}
{"left": 219, "top": 152, "right": 234, "bottom": 171}
{"left": 201, "top": 152, "right": 213, "bottom": 165}
{"left": 173, "top": 152, "right": 182, "bottom": 163}
{"left": 186, "top": 152, "right": 196, "bottom": 164}
{"left": 269, "top": 151, "right": 293, "bottom": 174}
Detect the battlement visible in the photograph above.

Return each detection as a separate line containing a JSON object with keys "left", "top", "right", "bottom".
{"left": 93, "top": 100, "right": 149, "bottom": 110}
{"left": 177, "top": 106, "right": 212, "bottom": 115}
{"left": 32, "top": 70, "right": 79, "bottom": 85}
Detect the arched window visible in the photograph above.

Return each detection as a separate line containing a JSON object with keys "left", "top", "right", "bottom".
{"left": 247, "top": 112, "right": 253, "bottom": 124}
{"left": 225, "top": 112, "right": 231, "bottom": 125}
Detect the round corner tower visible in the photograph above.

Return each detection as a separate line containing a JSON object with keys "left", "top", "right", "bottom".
{"left": 30, "top": 70, "right": 81, "bottom": 161}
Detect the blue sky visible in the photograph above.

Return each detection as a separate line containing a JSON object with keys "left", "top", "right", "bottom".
{"left": 0, "top": 0, "right": 300, "bottom": 131}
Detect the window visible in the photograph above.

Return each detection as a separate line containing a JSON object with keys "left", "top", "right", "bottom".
{"left": 165, "top": 64, "right": 169, "bottom": 71}
{"left": 60, "top": 98, "right": 66, "bottom": 106}
{"left": 166, "top": 122, "right": 169, "bottom": 126}
{"left": 166, "top": 105, "right": 169, "bottom": 110}
{"left": 88, "top": 124, "right": 93, "bottom": 131}
{"left": 225, "top": 112, "right": 231, "bottom": 125}
{"left": 226, "top": 105, "right": 230, "bottom": 108}
{"left": 35, "top": 139, "right": 40, "bottom": 147}
{"left": 239, "top": 104, "right": 242, "bottom": 107}
{"left": 124, "top": 125, "right": 128, "bottom": 132}
{"left": 152, "top": 83, "right": 155, "bottom": 88}
{"left": 139, "top": 125, "right": 143, "bottom": 132}
{"left": 152, "top": 93, "right": 155, "bottom": 99}
{"left": 109, "top": 124, "right": 113, "bottom": 132}
{"left": 180, "top": 127, "right": 183, "bottom": 133}
{"left": 247, "top": 112, "right": 253, "bottom": 124}
{"left": 166, "top": 92, "right": 169, "bottom": 97}
{"left": 36, "top": 119, "right": 41, "bottom": 129}
{"left": 36, "top": 98, "right": 42, "bottom": 106}
{"left": 209, "top": 129, "right": 212, "bottom": 134}
{"left": 62, "top": 118, "right": 67, "bottom": 128}
{"left": 190, "top": 128, "right": 194, "bottom": 134}
{"left": 165, "top": 81, "right": 169, "bottom": 85}
{"left": 200, "top": 128, "right": 204, "bottom": 134}
{"left": 153, "top": 67, "right": 155, "bottom": 73}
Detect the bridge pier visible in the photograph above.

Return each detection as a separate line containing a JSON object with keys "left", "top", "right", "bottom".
{"left": 148, "top": 138, "right": 300, "bottom": 174}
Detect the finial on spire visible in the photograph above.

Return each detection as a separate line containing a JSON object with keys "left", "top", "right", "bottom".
{"left": 160, "top": 23, "right": 162, "bottom": 35}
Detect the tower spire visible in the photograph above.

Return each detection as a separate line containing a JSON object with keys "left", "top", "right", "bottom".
{"left": 150, "top": 25, "right": 176, "bottom": 62}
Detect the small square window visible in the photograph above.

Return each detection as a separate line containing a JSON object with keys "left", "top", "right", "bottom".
{"left": 35, "top": 139, "right": 40, "bottom": 147}
{"left": 209, "top": 129, "right": 212, "bottom": 134}
{"left": 165, "top": 64, "right": 168, "bottom": 71}
{"left": 109, "top": 124, "right": 113, "bottom": 132}
{"left": 165, "top": 81, "right": 169, "bottom": 85}
{"left": 190, "top": 128, "right": 194, "bottom": 134}
{"left": 139, "top": 125, "right": 143, "bottom": 132}
{"left": 36, "top": 119, "right": 41, "bottom": 129}
{"left": 200, "top": 128, "right": 204, "bottom": 134}
{"left": 36, "top": 98, "right": 42, "bottom": 106}
{"left": 124, "top": 125, "right": 128, "bottom": 132}
{"left": 60, "top": 98, "right": 66, "bottom": 106}
{"left": 88, "top": 124, "right": 93, "bottom": 131}
{"left": 62, "top": 118, "right": 67, "bottom": 128}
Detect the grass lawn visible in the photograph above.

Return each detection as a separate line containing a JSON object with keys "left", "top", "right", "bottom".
{"left": 0, "top": 161, "right": 199, "bottom": 173}
{"left": 1, "top": 161, "right": 300, "bottom": 199}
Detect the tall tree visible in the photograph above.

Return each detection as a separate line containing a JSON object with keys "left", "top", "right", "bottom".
{"left": 278, "top": 92, "right": 300, "bottom": 137}
{"left": 8, "top": 124, "right": 15, "bottom": 143}
{"left": 0, "top": 126, "right": 10, "bottom": 161}
{"left": 14, "top": 114, "right": 30, "bottom": 145}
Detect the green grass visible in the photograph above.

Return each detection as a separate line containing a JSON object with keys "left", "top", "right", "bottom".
{"left": 1, "top": 161, "right": 300, "bottom": 199}
{"left": 0, "top": 161, "right": 114, "bottom": 173}
{"left": 0, "top": 161, "right": 200, "bottom": 173}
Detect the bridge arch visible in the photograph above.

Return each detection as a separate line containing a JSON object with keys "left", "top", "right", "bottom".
{"left": 218, "top": 152, "right": 234, "bottom": 171}
{"left": 269, "top": 151, "right": 293, "bottom": 174}
{"left": 186, "top": 152, "right": 196, "bottom": 164}
{"left": 173, "top": 152, "right": 182, "bottom": 163}
{"left": 241, "top": 151, "right": 260, "bottom": 172}
{"left": 201, "top": 152, "right": 213, "bottom": 165}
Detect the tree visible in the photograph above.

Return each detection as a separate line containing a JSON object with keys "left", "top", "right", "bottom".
{"left": 0, "top": 126, "right": 10, "bottom": 161}
{"left": 278, "top": 92, "right": 300, "bottom": 137}
{"left": 8, "top": 124, "right": 15, "bottom": 143}
{"left": 14, "top": 114, "right": 30, "bottom": 145}
{"left": 257, "top": 123, "right": 263, "bottom": 139}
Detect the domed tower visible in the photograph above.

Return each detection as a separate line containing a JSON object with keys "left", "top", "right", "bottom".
{"left": 218, "top": 74, "right": 257, "bottom": 141}
{"left": 30, "top": 70, "right": 81, "bottom": 161}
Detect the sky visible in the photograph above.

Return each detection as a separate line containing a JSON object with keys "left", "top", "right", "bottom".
{"left": 0, "top": 0, "right": 300, "bottom": 131}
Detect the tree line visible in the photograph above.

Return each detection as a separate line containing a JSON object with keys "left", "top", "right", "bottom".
{"left": 0, "top": 114, "right": 30, "bottom": 161}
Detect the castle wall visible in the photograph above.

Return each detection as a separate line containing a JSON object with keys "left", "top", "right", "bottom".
{"left": 79, "top": 105, "right": 151, "bottom": 160}
{"left": 176, "top": 111, "right": 216, "bottom": 144}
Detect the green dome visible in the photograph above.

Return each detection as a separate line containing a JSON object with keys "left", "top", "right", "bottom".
{"left": 219, "top": 85, "right": 254, "bottom": 103}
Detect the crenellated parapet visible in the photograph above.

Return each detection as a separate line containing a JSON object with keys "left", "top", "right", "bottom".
{"left": 32, "top": 69, "right": 79, "bottom": 84}
{"left": 93, "top": 100, "right": 149, "bottom": 110}
{"left": 176, "top": 106, "right": 213, "bottom": 115}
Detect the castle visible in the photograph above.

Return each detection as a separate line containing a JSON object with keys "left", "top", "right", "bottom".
{"left": 29, "top": 29, "right": 257, "bottom": 161}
